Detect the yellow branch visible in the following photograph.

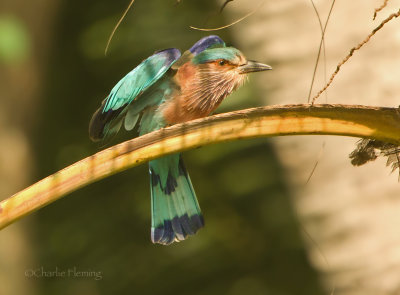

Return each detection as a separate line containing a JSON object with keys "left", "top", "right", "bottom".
{"left": 1, "top": 104, "right": 400, "bottom": 230}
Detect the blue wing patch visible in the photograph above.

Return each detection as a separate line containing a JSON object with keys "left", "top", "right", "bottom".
{"left": 89, "top": 48, "right": 181, "bottom": 141}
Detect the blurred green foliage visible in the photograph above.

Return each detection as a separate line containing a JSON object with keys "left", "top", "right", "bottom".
{"left": 28, "top": 0, "right": 324, "bottom": 294}
{"left": 0, "top": 15, "right": 30, "bottom": 64}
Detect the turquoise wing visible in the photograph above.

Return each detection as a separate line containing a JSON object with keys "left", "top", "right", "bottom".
{"left": 89, "top": 48, "right": 181, "bottom": 141}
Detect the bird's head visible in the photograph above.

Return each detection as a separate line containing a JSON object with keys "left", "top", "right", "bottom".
{"left": 171, "top": 37, "right": 272, "bottom": 118}
{"left": 191, "top": 46, "right": 272, "bottom": 94}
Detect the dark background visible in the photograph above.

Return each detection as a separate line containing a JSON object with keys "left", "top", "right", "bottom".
{"left": 1, "top": 0, "right": 323, "bottom": 294}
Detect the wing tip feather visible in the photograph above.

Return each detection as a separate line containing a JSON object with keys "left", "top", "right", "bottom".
{"left": 89, "top": 108, "right": 105, "bottom": 142}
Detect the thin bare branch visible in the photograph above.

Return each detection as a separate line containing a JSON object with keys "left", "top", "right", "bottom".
{"left": 373, "top": 0, "right": 389, "bottom": 20}
{"left": 104, "top": 0, "right": 135, "bottom": 56}
{"left": 305, "top": 0, "right": 336, "bottom": 184}
{"left": 307, "top": 0, "right": 336, "bottom": 103}
{"left": 305, "top": 141, "right": 326, "bottom": 184}
{"left": 220, "top": 0, "right": 234, "bottom": 14}
{"left": 190, "top": 1, "right": 264, "bottom": 31}
{"left": 311, "top": 8, "right": 400, "bottom": 104}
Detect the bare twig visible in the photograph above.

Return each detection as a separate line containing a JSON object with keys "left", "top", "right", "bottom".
{"left": 190, "top": 1, "right": 264, "bottom": 31}
{"left": 373, "top": 0, "right": 389, "bottom": 20}
{"left": 311, "top": 8, "right": 400, "bottom": 104}
{"left": 220, "top": 0, "right": 234, "bottom": 14}
{"left": 307, "top": 0, "right": 336, "bottom": 103}
{"left": 305, "top": 0, "right": 336, "bottom": 185}
{"left": 104, "top": 0, "right": 135, "bottom": 56}
{"left": 305, "top": 141, "right": 326, "bottom": 184}
{"left": 2, "top": 104, "right": 400, "bottom": 230}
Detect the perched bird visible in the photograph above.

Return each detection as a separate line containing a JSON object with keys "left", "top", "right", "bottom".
{"left": 89, "top": 35, "right": 272, "bottom": 245}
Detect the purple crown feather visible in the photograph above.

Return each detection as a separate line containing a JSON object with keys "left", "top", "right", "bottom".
{"left": 189, "top": 35, "right": 225, "bottom": 55}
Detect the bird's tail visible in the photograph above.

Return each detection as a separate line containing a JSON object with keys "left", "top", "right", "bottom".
{"left": 149, "top": 154, "right": 204, "bottom": 245}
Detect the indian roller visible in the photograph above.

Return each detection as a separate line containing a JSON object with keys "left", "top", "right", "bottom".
{"left": 89, "top": 35, "right": 272, "bottom": 245}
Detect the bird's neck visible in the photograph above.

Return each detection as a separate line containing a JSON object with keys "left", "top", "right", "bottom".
{"left": 162, "top": 62, "right": 244, "bottom": 125}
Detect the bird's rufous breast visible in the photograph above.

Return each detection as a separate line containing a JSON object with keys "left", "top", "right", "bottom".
{"left": 161, "top": 62, "right": 208, "bottom": 124}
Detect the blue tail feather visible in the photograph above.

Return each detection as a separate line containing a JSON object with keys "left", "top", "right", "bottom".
{"left": 149, "top": 154, "right": 204, "bottom": 245}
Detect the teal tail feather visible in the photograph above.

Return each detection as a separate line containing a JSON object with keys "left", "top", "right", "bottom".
{"left": 149, "top": 154, "right": 204, "bottom": 245}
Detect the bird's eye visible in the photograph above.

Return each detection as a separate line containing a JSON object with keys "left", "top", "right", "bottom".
{"left": 219, "top": 60, "right": 226, "bottom": 66}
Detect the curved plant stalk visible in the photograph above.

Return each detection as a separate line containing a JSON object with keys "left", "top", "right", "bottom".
{"left": 1, "top": 104, "right": 400, "bottom": 230}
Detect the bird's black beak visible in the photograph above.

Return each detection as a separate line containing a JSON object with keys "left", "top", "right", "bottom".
{"left": 238, "top": 60, "right": 272, "bottom": 74}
